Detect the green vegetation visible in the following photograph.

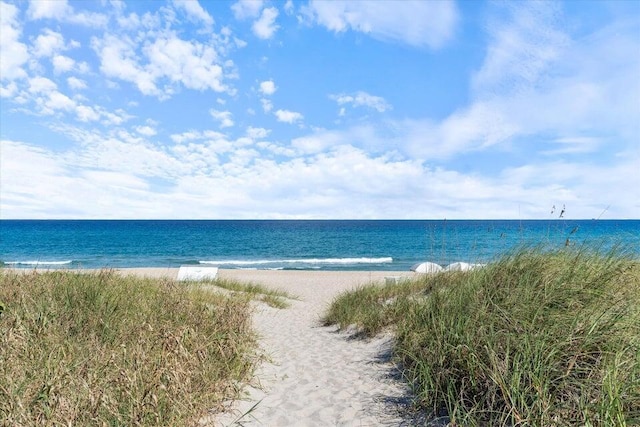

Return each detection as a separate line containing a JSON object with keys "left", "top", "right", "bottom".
{"left": 323, "top": 248, "right": 640, "bottom": 426}
{"left": 200, "top": 277, "right": 297, "bottom": 309}
{"left": 0, "top": 270, "right": 258, "bottom": 426}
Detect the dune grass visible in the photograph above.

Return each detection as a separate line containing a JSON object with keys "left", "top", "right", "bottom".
{"left": 200, "top": 277, "right": 297, "bottom": 309}
{"left": 323, "top": 248, "right": 640, "bottom": 426}
{"left": 0, "top": 270, "right": 258, "bottom": 426}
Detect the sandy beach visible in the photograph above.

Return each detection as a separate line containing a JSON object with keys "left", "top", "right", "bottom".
{"left": 111, "top": 268, "right": 422, "bottom": 426}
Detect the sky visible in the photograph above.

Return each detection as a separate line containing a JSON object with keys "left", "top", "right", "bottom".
{"left": 0, "top": 0, "right": 639, "bottom": 219}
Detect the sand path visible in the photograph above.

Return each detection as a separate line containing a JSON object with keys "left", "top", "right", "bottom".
{"left": 207, "top": 270, "right": 418, "bottom": 427}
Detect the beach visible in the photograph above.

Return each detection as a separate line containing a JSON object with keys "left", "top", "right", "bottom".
{"left": 110, "top": 268, "right": 420, "bottom": 426}
{"left": 6, "top": 251, "right": 637, "bottom": 425}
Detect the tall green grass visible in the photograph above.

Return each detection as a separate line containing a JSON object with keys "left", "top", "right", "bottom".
{"left": 0, "top": 270, "right": 258, "bottom": 426}
{"left": 324, "top": 248, "right": 640, "bottom": 426}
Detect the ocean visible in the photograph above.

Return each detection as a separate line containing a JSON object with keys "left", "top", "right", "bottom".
{"left": 0, "top": 220, "right": 638, "bottom": 271}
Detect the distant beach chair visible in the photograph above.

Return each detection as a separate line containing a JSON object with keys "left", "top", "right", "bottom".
{"left": 176, "top": 266, "right": 219, "bottom": 281}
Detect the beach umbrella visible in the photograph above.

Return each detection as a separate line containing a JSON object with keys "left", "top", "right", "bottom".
{"left": 411, "top": 262, "right": 443, "bottom": 274}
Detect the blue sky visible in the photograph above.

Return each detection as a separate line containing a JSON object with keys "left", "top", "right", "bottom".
{"left": 1, "top": 0, "right": 638, "bottom": 219}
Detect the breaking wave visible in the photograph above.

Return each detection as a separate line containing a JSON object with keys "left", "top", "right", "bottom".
{"left": 3, "top": 260, "right": 73, "bottom": 266}
{"left": 200, "top": 257, "right": 393, "bottom": 266}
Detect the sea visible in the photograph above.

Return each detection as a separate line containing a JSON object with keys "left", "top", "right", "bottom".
{"left": 0, "top": 220, "right": 638, "bottom": 271}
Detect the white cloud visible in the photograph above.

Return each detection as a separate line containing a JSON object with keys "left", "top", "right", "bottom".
{"left": 291, "top": 131, "right": 342, "bottom": 154}
{"left": 247, "top": 126, "right": 270, "bottom": 139}
{"left": 144, "top": 35, "right": 225, "bottom": 91}
{"left": 3, "top": 123, "right": 639, "bottom": 218}
{"left": 92, "top": 32, "right": 228, "bottom": 98}
{"left": 75, "top": 105, "right": 100, "bottom": 122}
{"left": 27, "top": 0, "right": 70, "bottom": 20}
{"left": 261, "top": 98, "right": 273, "bottom": 112}
{"left": 92, "top": 35, "right": 158, "bottom": 95}
{"left": 23, "top": 76, "right": 129, "bottom": 124}
{"left": 52, "top": 54, "right": 75, "bottom": 73}
{"left": 27, "top": 0, "right": 108, "bottom": 27}
{"left": 306, "top": 0, "right": 458, "bottom": 49}
{"left": 330, "top": 91, "right": 391, "bottom": 113}
{"left": 172, "top": 0, "right": 214, "bottom": 27}
{"left": 385, "top": 2, "right": 640, "bottom": 162}
{"left": 284, "top": 0, "right": 294, "bottom": 15}
{"left": 275, "top": 109, "right": 303, "bottom": 124}
{"left": 231, "top": 0, "right": 264, "bottom": 20}
{"left": 32, "top": 29, "right": 65, "bottom": 57}
{"left": 28, "top": 76, "right": 57, "bottom": 93}
{"left": 259, "top": 79, "right": 277, "bottom": 95}
{"left": 0, "top": 81, "right": 18, "bottom": 98}
{"left": 210, "top": 109, "right": 234, "bottom": 128}
{"left": 472, "top": 2, "right": 568, "bottom": 96}
{"left": 135, "top": 125, "right": 157, "bottom": 136}
{"left": 170, "top": 130, "right": 226, "bottom": 144}
{"left": 231, "top": 1, "right": 278, "bottom": 40}
{"left": 44, "top": 91, "right": 76, "bottom": 113}
{"left": 253, "top": 7, "right": 279, "bottom": 39}
{"left": 67, "top": 76, "right": 87, "bottom": 90}
{"left": 0, "top": 2, "right": 29, "bottom": 81}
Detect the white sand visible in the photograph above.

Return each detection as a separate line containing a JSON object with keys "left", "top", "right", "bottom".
{"left": 10, "top": 267, "right": 433, "bottom": 426}
{"left": 211, "top": 269, "right": 423, "bottom": 427}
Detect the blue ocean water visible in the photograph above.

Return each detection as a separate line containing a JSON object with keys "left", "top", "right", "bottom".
{"left": 0, "top": 220, "right": 638, "bottom": 271}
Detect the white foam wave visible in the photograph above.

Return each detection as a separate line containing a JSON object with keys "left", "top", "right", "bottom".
{"left": 4, "top": 260, "right": 73, "bottom": 266}
{"left": 200, "top": 257, "right": 393, "bottom": 266}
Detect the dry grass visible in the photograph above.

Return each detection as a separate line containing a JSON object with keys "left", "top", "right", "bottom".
{"left": 199, "top": 277, "right": 297, "bottom": 309}
{"left": 0, "top": 270, "right": 258, "bottom": 426}
{"left": 324, "top": 248, "right": 640, "bottom": 426}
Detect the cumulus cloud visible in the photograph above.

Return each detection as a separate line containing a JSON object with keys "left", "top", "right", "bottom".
{"left": 305, "top": 0, "right": 458, "bottom": 49}
{"left": 92, "top": 32, "right": 228, "bottom": 98}
{"left": 247, "top": 126, "right": 270, "bottom": 139}
{"left": 252, "top": 7, "right": 279, "bottom": 39}
{"left": 172, "top": 0, "right": 214, "bottom": 27}
{"left": 261, "top": 98, "right": 273, "bottom": 112}
{"left": 0, "top": 2, "right": 29, "bottom": 81}
{"left": 67, "top": 76, "right": 87, "bottom": 90}
{"left": 27, "top": 0, "right": 107, "bottom": 27}
{"left": 52, "top": 55, "right": 75, "bottom": 73}
{"left": 231, "top": 0, "right": 264, "bottom": 20}
{"left": 330, "top": 91, "right": 391, "bottom": 113}
{"left": 231, "top": 1, "right": 278, "bottom": 39}
{"left": 27, "top": 0, "right": 70, "bottom": 20}
{"left": 210, "top": 109, "right": 234, "bottom": 128}
{"left": 75, "top": 105, "right": 100, "bottom": 122}
{"left": 23, "top": 76, "right": 130, "bottom": 124}
{"left": 259, "top": 79, "right": 277, "bottom": 95}
{"left": 32, "top": 29, "right": 65, "bottom": 57}
{"left": 135, "top": 125, "right": 157, "bottom": 137}
{"left": 144, "top": 36, "right": 225, "bottom": 90}
{"left": 274, "top": 109, "right": 303, "bottom": 124}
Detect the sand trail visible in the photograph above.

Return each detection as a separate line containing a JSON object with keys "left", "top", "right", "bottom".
{"left": 208, "top": 270, "right": 417, "bottom": 427}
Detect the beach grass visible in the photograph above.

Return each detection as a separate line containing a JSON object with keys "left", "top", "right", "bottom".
{"left": 0, "top": 270, "right": 258, "bottom": 426}
{"left": 199, "top": 277, "right": 297, "bottom": 309}
{"left": 323, "top": 248, "right": 640, "bottom": 426}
